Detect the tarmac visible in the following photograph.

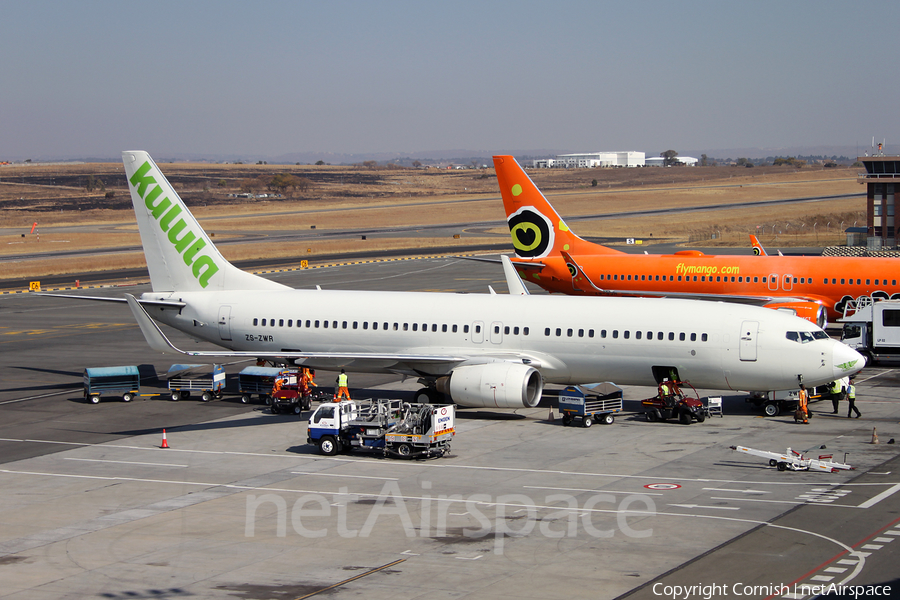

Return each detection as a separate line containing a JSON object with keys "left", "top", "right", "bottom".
{"left": 1, "top": 257, "right": 899, "bottom": 600}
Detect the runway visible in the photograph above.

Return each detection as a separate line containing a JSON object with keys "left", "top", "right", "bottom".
{"left": 1, "top": 257, "right": 898, "bottom": 599}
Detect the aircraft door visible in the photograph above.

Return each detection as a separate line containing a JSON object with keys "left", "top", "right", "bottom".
{"left": 490, "top": 321, "right": 503, "bottom": 344}
{"left": 471, "top": 321, "right": 484, "bottom": 344}
{"left": 217, "top": 305, "right": 232, "bottom": 341}
{"left": 782, "top": 274, "right": 793, "bottom": 291}
{"left": 739, "top": 320, "right": 758, "bottom": 361}
{"left": 768, "top": 274, "right": 779, "bottom": 291}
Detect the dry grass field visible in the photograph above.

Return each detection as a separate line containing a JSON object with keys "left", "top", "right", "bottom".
{"left": 0, "top": 160, "right": 865, "bottom": 282}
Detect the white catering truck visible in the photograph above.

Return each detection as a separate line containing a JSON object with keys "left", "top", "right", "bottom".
{"left": 840, "top": 298, "right": 900, "bottom": 364}
{"left": 307, "top": 399, "right": 454, "bottom": 458}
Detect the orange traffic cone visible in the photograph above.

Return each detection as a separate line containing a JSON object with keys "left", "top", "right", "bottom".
{"left": 161, "top": 429, "right": 169, "bottom": 449}
{"left": 871, "top": 427, "right": 879, "bottom": 444}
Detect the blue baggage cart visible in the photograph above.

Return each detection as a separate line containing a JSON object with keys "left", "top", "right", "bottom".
{"left": 83, "top": 366, "right": 141, "bottom": 404}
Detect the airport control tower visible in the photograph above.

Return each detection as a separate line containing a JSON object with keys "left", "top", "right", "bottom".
{"left": 859, "top": 148, "right": 900, "bottom": 249}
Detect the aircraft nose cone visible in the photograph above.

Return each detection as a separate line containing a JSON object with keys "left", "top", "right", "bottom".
{"left": 833, "top": 341, "right": 866, "bottom": 379}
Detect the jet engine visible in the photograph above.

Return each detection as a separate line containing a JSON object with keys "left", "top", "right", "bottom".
{"left": 766, "top": 301, "right": 827, "bottom": 329}
{"left": 437, "top": 363, "right": 543, "bottom": 408}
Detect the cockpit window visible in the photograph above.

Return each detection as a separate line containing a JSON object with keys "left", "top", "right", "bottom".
{"left": 786, "top": 331, "right": 826, "bottom": 343}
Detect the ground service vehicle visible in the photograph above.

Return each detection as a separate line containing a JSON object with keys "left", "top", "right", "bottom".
{"left": 558, "top": 383, "right": 622, "bottom": 427}
{"left": 746, "top": 382, "right": 839, "bottom": 417}
{"left": 166, "top": 364, "right": 225, "bottom": 401}
{"left": 730, "top": 445, "right": 853, "bottom": 472}
{"left": 840, "top": 297, "right": 900, "bottom": 363}
{"left": 270, "top": 369, "right": 328, "bottom": 414}
{"left": 237, "top": 366, "right": 282, "bottom": 404}
{"left": 83, "top": 366, "right": 141, "bottom": 404}
{"left": 641, "top": 380, "right": 707, "bottom": 424}
{"left": 307, "top": 399, "right": 454, "bottom": 458}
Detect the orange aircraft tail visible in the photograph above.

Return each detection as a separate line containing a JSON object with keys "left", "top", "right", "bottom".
{"left": 493, "top": 155, "right": 621, "bottom": 260}
{"left": 749, "top": 234, "right": 768, "bottom": 256}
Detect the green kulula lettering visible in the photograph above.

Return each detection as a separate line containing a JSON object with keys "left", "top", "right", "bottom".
{"left": 182, "top": 239, "right": 207, "bottom": 265}
{"left": 193, "top": 256, "right": 219, "bottom": 288}
{"left": 146, "top": 192, "right": 172, "bottom": 219}
{"left": 129, "top": 162, "right": 156, "bottom": 199}
{"left": 143, "top": 184, "right": 163, "bottom": 209}
{"left": 167, "top": 219, "right": 196, "bottom": 253}
{"left": 158, "top": 204, "right": 183, "bottom": 232}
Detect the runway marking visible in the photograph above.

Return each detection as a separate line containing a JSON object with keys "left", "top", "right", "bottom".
{"left": 709, "top": 496, "right": 860, "bottom": 508}
{"left": 290, "top": 472, "right": 398, "bottom": 481}
{"left": 0, "top": 466, "right": 875, "bottom": 588}
{"left": 0, "top": 389, "right": 81, "bottom": 405}
{"left": 522, "top": 485, "right": 663, "bottom": 496}
{"left": 668, "top": 504, "right": 740, "bottom": 511}
{"left": 64, "top": 457, "right": 187, "bottom": 468}
{"left": 872, "top": 536, "right": 894, "bottom": 543}
{"left": 2, "top": 437, "right": 899, "bottom": 489}
{"left": 857, "top": 482, "right": 900, "bottom": 508}
{"left": 703, "top": 487, "right": 770, "bottom": 494}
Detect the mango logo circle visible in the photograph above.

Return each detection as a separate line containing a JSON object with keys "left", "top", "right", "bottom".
{"left": 752, "top": 247, "right": 761, "bottom": 256}
{"left": 507, "top": 207, "right": 554, "bottom": 259}
{"left": 511, "top": 184, "right": 523, "bottom": 197}
{"left": 567, "top": 263, "right": 577, "bottom": 277}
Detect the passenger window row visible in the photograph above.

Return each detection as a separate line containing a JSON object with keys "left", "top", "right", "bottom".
{"left": 599, "top": 273, "right": 898, "bottom": 287}
{"left": 250, "top": 318, "right": 531, "bottom": 336}
{"left": 543, "top": 328, "right": 708, "bottom": 342}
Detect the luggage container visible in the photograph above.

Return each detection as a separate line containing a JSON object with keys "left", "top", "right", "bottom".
{"left": 558, "top": 382, "right": 623, "bottom": 427}
{"left": 237, "top": 366, "right": 284, "bottom": 404}
{"left": 83, "top": 366, "right": 141, "bottom": 404}
{"left": 166, "top": 364, "right": 225, "bottom": 402}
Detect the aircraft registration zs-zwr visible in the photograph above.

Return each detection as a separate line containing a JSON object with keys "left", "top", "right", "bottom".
{"left": 49, "top": 151, "right": 865, "bottom": 409}
{"left": 494, "top": 155, "right": 892, "bottom": 328}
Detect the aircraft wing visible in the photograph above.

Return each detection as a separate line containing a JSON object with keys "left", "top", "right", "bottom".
{"left": 460, "top": 255, "right": 546, "bottom": 271}
{"left": 35, "top": 292, "right": 186, "bottom": 309}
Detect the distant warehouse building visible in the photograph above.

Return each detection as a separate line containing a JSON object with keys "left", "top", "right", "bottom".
{"left": 645, "top": 156, "right": 699, "bottom": 167}
{"left": 532, "top": 151, "right": 645, "bottom": 169}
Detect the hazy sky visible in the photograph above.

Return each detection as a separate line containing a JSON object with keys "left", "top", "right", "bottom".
{"left": 2, "top": 1, "right": 898, "bottom": 160}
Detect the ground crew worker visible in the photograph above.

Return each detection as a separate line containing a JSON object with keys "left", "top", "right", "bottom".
{"left": 303, "top": 367, "right": 317, "bottom": 388}
{"left": 847, "top": 378, "right": 861, "bottom": 418}
{"left": 272, "top": 376, "right": 285, "bottom": 396}
{"left": 798, "top": 383, "right": 809, "bottom": 424}
{"left": 659, "top": 379, "right": 672, "bottom": 406}
{"left": 334, "top": 369, "right": 350, "bottom": 401}
{"left": 830, "top": 379, "right": 844, "bottom": 414}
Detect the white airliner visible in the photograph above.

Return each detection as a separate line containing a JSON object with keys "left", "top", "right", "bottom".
{"left": 47, "top": 151, "right": 865, "bottom": 408}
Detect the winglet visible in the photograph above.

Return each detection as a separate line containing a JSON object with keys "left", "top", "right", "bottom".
{"left": 124, "top": 294, "right": 189, "bottom": 355}
{"left": 500, "top": 255, "right": 530, "bottom": 295}
{"left": 559, "top": 250, "right": 606, "bottom": 293}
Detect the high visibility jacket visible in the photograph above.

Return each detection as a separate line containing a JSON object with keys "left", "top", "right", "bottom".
{"left": 338, "top": 373, "right": 348, "bottom": 387}
{"left": 831, "top": 380, "right": 842, "bottom": 394}
{"left": 660, "top": 384, "right": 669, "bottom": 396}
{"left": 847, "top": 384, "right": 856, "bottom": 400}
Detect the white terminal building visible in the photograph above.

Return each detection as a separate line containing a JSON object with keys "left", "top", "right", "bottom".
{"left": 532, "top": 151, "right": 645, "bottom": 169}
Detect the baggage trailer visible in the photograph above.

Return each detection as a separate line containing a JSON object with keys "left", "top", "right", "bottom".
{"left": 237, "top": 366, "right": 282, "bottom": 404}
{"left": 558, "top": 382, "right": 622, "bottom": 427}
{"left": 83, "top": 366, "right": 141, "bottom": 404}
{"left": 307, "top": 399, "right": 454, "bottom": 458}
{"left": 166, "top": 364, "right": 225, "bottom": 402}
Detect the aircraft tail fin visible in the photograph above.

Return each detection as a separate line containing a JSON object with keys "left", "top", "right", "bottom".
{"left": 750, "top": 234, "right": 768, "bottom": 256}
{"left": 122, "top": 151, "right": 288, "bottom": 293}
{"left": 493, "top": 155, "right": 621, "bottom": 260}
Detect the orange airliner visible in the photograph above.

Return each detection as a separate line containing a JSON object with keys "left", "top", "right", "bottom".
{"left": 494, "top": 155, "right": 895, "bottom": 328}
